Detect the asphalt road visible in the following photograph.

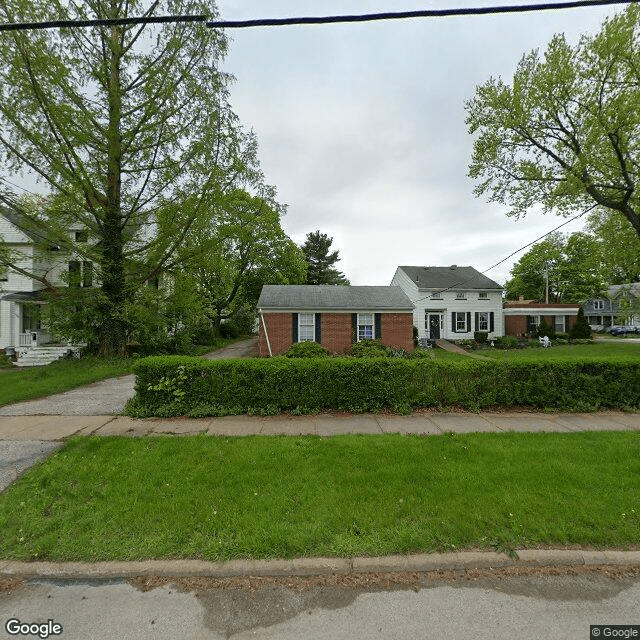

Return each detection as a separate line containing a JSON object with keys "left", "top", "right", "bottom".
{"left": 1, "top": 569, "right": 638, "bottom": 639}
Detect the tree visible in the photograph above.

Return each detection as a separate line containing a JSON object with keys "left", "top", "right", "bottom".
{"left": 570, "top": 307, "right": 592, "bottom": 339}
{"left": 301, "top": 231, "right": 350, "bottom": 285}
{"left": 184, "top": 189, "right": 307, "bottom": 335}
{"left": 466, "top": 4, "right": 640, "bottom": 239}
{"left": 0, "top": 0, "right": 263, "bottom": 355}
{"left": 504, "top": 232, "right": 605, "bottom": 303}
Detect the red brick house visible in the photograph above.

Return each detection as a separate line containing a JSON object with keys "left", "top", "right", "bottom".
{"left": 503, "top": 299, "right": 580, "bottom": 336}
{"left": 257, "top": 285, "right": 415, "bottom": 356}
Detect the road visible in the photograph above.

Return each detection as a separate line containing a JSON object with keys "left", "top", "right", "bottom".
{"left": 1, "top": 567, "right": 639, "bottom": 639}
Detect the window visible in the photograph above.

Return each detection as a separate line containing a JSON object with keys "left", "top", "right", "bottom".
{"left": 0, "top": 266, "right": 7, "bottom": 282}
{"left": 477, "top": 312, "right": 489, "bottom": 331}
{"left": 526, "top": 315, "right": 540, "bottom": 334}
{"left": 75, "top": 230, "right": 88, "bottom": 243}
{"left": 358, "top": 313, "right": 374, "bottom": 340}
{"left": 298, "top": 313, "right": 315, "bottom": 342}
{"left": 593, "top": 300, "right": 604, "bottom": 310}
{"left": 455, "top": 291, "right": 466, "bottom": 299}
{"left": 21, "top": 304, "right": 41, "bottom": 333}
{"left": 69, "top": 261, "right": 93, "bottom": 288}
{"left": 454, "top": 311, "right": 468, "bottom": 332}
{"left": 83, "top": 261, "right": 93, "bottom": 288}
{"left": 430, "top": 291, "right": 442, "bottom": 300}
{"left": 554, "top": 316, "right": 566, "bottom": 333}
{"left": 478, "top": 292, "right": 488, "bottom": 300}
{"left": 69, "top": 261, "right": 81, "bottom": 287}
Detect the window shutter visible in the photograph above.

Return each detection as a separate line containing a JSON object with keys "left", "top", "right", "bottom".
{"left": 292, "top": 313, "right": 298, "bottom": 343}
{"left": 490, "top": 312, "right": 495, "bottom": 333}
{"left": 351, "top": 313, "right": 357, "bottom": 343}
{"left": 474, "top": 312, "right": 479, "bottom": 331}
{"left": 451, "top": 312, "right": 456, "bottom": 333}
{"left": 315, "top": 313, "right": 322, "bottom": 343}
{"left": 375, "top": 313, "right": 382, "bottom": 339}
{"left": 466, "top": 312, "right": 471, "bottom": 333}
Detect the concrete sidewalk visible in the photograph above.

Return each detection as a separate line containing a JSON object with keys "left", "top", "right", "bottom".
{"left": 0, "top": 410, "right": 638, "bottom": 440}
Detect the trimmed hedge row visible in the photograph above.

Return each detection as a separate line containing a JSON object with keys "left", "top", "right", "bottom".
{"left": 127, "top": 356, "right": 640, "bottom": 417}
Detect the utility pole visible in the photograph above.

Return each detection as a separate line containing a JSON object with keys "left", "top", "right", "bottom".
{"left": 544, "top": 262, "right": 549, "bottom": 304}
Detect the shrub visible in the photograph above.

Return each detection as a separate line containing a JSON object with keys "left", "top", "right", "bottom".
{"left": 493, "top": 336, "right": 519, "bottom": 349}
{"left": 284, "top": 341, "right": 330, "bottom": 358}
{"left": 474, "top": 331, "right": 488, "bottom": 343}
{"left": 350, "top": 339, "right": 387, "bottom": 357}
{"left": 409, "top": 348, "right": 433, "bottom": 359}
{"left": 570, "top": 307, "right": 592, "bottom": 339}
{"left": 219, "top": 321, "right": 241, "bottom": 339}
{"left": 412, "top": 325, "right": 419, "bottom": 347}
{"left": 536, "top": 319, "right": 555, "bottom": 339}
{"left": 129, "top": 355, "right": 640, "bottom": 417}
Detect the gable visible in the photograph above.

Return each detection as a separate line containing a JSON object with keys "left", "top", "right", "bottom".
{"left": 397, "top": 266, "right": 503, "bottom": 291}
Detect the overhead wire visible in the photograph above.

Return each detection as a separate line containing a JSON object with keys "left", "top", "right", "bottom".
{"left": 0, "top": 0, "right": 636, "bottom": 31}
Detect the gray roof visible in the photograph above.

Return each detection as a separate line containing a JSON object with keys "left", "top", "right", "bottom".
{"left": 0, "top": 206, "right": 51, "bottom": 244}
{"left": 257, "top": 285, "right": 414, "bottom": 311}
{"left": 398, "top": 266, "right": 503, "bottom": 290}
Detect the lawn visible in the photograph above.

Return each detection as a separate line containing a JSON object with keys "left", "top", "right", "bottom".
{"left": 0, "top": 357, "right": 134, "bottom": 407}
{"left": 1, "top": 431, "right": 638, "bottom": 561}
{"left": 477, "top": 341, "right": 640, "bottom": 361}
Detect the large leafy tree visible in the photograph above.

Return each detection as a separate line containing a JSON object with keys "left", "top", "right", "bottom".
{"left": 301, "top": 230, "right": 350, "bottom": 286}
{"left": 0, "top": 0, "right": 262, "bottom": 355}
{"left": 466, "top": 4, "right": 640, "bottom": 238}
{"left": 184, "top": 189, "right": 307, "bottom": 334}
{"left": 505, "top": 232, "right": 605, "bottom": 303}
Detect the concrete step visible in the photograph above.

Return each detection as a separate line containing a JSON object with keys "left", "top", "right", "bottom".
{"left": 14, "top": 346, "right": 73, "bottom": 367}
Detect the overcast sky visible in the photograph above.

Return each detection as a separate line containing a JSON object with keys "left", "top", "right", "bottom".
{"left": 217, "top": 0, "right": 620, "bottom": 287}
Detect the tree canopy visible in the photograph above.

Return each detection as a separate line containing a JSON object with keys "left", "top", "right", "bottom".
{"left": 466, "top": 4, "right": 640, "bottom": 238}
{"left": 0, "top": 0, "right": 269, "bottom": 355}
{"left": 301, "top": 230, "right": 350, "bottom": 285}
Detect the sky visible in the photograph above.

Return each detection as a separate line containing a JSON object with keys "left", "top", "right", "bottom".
{"left": 216, "top": 0, "right": 621, "bottom": 287}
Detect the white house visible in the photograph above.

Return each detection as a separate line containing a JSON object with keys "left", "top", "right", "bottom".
{"left": 0, "top": 208, "right": 90, "bottom": 357}
{"left": 391, "top": 265, "right": 504, "bottom": 341}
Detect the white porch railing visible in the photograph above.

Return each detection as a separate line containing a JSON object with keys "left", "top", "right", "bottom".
{"left": 18, "top": 331, "right": 53, "bottom": 347}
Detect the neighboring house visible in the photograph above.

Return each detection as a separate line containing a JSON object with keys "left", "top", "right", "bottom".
{"left": 503, "top": 299, "right": 579, "bottom": 336}
{"left": 391, "top": 265, "right": 503, "bottom": 341}
{"left": 583, "top": 283, "right": 640, "bottom": 330}
{"left": 0, "top": 208, "right": 91, "bottom": 351}
{"left": 256, "top": 285, "right": 414, "bottom": 356}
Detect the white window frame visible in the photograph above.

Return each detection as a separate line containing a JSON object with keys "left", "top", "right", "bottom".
{"left": 478, "top": 292, "right": 488, "bottom": 300}
{"left": 430, "top": 291, "right": 443, "bottom": 300}
{"left": 527, "top": 315, "right": 540, "bottom": 333}
{"left": 454, "top": 312, "right": 468, "bottom": 332}
{"left": 455, "top": 291, "right": 466, "bottom": 300}
{"left": 554, "top": 316, "right": 566, "bottom": 333}
{"left": 357, "top": 313, "right": 375, "bottom": 341}
{"left": 298, "top": 313, "right": 315, "bottom": 342}
{"left": 593, "top": 300, "right": 604, "bottom": 310}
{"left": 477, "top": 312, "right": 489, "bottom": 331}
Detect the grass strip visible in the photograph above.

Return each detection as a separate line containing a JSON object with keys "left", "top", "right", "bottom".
{"left": 0, "top": 357, "right": 134, "bottom": 407}
{"left": 0, "top": 431, "right": 638, "bottom": 561}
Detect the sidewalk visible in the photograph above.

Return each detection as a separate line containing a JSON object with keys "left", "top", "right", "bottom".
{"left": 1, "top": 410, "right": 638, "bottom": 440}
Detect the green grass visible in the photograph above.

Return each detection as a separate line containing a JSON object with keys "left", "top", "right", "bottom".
{"left": 1, "top": 431, "right": 639, "bottom": 561}
{"left": 481, "top": 342, "right": 640, "bottom": 361}
{"left": 0, "top": 357, "right": 134, "bottom": 407}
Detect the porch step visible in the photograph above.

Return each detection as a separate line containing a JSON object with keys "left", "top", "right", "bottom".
{"left": 13, "top": 346, "right": 73, "bottom": 367}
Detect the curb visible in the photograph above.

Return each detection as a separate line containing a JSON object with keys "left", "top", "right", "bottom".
{"left": 1, "top": 550, "right": 640, "bottom": 580}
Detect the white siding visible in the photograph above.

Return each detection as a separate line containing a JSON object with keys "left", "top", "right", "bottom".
{"left": 391, "top": 267, "right": 504, "bottom": 340}
{"left": 0, "top": 216, "right": 31, "bottom": 243}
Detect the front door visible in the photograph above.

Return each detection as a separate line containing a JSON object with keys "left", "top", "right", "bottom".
{"left": 427, "top": 313, "right": 443, "bottom": 339}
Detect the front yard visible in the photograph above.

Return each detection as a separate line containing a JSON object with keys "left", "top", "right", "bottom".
{"left": 0, "top": 431, "right": 638, "bottom": 561}
{"left": 477, "top": 341, "right": 640, "bottom": 361}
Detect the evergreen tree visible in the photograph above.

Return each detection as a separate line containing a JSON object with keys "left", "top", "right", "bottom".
{"left": 570, "top": 307, "right": 592, "bottom": 339}
{"left": 301, "top": 231, "right": 350, "bottom": 285}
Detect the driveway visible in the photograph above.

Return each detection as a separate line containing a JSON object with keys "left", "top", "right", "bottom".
{"left": 0, "top": 337, "right": 258, "bottom": 417}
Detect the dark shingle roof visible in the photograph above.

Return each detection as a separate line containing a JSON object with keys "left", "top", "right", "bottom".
{"left": 0, "top": 206, "right": 51, "bottom": 243}
{"left": 257, "top": 285, "right": 414, "bottom": 311}
{"left": 398, "top": 266, "right": 503, "bottom": 290}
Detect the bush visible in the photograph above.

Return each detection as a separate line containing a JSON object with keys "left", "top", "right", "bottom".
{"left": 284, "top": 341, "right": 330, "bottom": 358}
{"left": 409, "top": 348, "right": 433, "bottom": 359}
{"left": 219, "top": 321, "right": 241, "bottom": 339}
{"left": 493, "top": 336, "right": 519, "bottom": 349}
{"left": 474, "top": 331, "right": 488, "bottom": 343}
{"left": 350, "top": 339, "right": 387, "bottom": 357}
{"left": 536, "top": 319, "right": 555, "bottom": 339}
{"left": 129, "top": 355, "right": 640, "bottom": 417}
{"left": 570, "top": 307, "right": 592, "bottom": 339}
{"left": 412, "top": 325, "right": 419, "bottom": 347}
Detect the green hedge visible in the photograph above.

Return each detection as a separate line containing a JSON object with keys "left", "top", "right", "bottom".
{"left": 128, "top": 356, "right": 640, "bottom": 417}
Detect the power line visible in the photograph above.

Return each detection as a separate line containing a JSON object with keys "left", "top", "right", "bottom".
{"left": 411, "top": 205, "right": 596, "bottom": 304}
{"left": 0, "top": 1, "right": 636, "bottom": 32}
{"left": 208, "top": 0, "right": 638, "bottom": 28}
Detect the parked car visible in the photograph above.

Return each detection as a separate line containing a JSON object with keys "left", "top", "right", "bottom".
{"left": 608, "top": 325, "right": 640, "bottom": 335}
